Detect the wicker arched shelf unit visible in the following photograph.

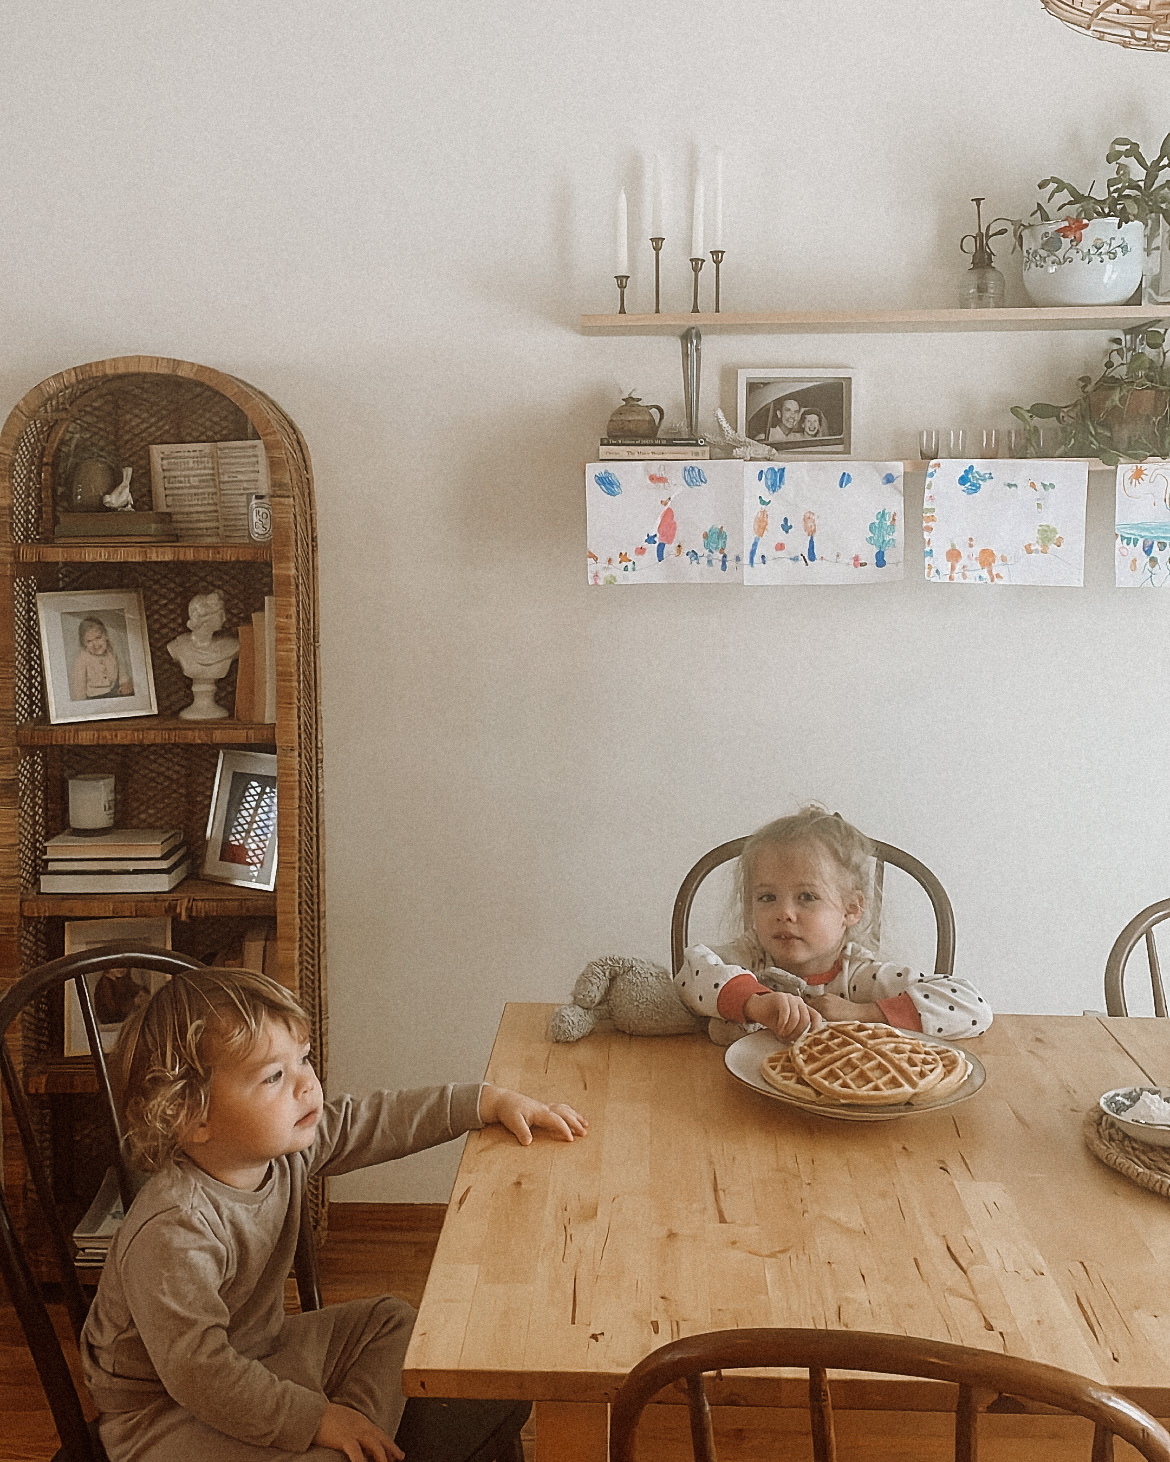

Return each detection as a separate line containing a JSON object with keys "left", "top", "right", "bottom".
{"left": 0, "top": 356, "right": 326, "bottom": 1255}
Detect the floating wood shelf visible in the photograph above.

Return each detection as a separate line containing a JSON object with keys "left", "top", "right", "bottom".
{"left": 21, "top": 878, "right": 278, "bottom": 919}
{"left": 579, "top": 305, "right": 1170, "bottom": 336}
{"left": 14, "top": 542, "right": 271, "bottom": 564}
{"left": 17, "top": 717, "right": 276, "bottom": 747}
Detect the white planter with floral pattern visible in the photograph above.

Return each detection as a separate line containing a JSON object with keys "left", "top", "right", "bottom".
{"left": 1021, "top": 218, "right": 1144, "bottom": 306}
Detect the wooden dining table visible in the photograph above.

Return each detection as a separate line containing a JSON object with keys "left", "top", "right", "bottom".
{"left": 401, "top": 1006, "right": 1170, "bottom": 1461}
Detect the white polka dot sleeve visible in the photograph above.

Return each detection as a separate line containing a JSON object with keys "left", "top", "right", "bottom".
{"left": 842, "top": 948, "right": 992, "bottom": 1039}
{"left": 674, "top": 944, "right": 750, "bottom": 1018}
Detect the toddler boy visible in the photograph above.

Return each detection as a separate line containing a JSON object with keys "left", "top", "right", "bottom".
{"left": 81, "top": 967, "right": 587, "bottom": 1461}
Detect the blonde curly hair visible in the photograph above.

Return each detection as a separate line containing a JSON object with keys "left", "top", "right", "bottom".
{"left": 734, "top": 804, "right": 878, "bottom": 953}
{"left": 111, "top": 966, "right": 310, "bottom": 1172}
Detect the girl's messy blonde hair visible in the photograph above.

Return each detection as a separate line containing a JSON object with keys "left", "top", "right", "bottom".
{"left": 111, "top": 966, "right": 310, "bottom": 1172}
{"left": 734, "top": 803, "right": 879, "bottom": 951}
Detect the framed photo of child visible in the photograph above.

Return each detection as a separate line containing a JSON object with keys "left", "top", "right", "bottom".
{"left": 203, "top": 750, "right": 278, "bottom": 890}
{"left": 736, "top": 369, "right": 853, "bottom": 456}
{"left": 36, "top": 588, "right": 158, "bottom": 724}
{"left": 62, "top": 916, "right": 173, "bottom": 1055}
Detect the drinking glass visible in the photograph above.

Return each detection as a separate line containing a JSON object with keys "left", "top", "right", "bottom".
{"left": 1004, "top": 427, "right": 1029, "bottom": 458}
{"left": 918, "top": 429, "right": 941, "bottom": 462}
{"left": 947, "top": 428, "right": 968, "bottom": 457}
{"left": 979, "top": 428, "right": 1000, "bottom": 459}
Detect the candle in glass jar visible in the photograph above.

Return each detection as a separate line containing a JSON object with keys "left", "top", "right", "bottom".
{"left": 691, "top": 176, "right": 704, "bottom": 258}
{"left": 615, "top": 187, "right": 629, "bottom": 275}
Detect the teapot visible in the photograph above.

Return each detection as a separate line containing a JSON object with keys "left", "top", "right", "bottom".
{"left": 607, "top": 393, "right": 664, "bottom": 442}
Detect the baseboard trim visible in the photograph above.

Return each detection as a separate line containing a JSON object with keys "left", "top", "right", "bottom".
{"left": 327, "top": 1201, "right": 447, "bottom": 1232}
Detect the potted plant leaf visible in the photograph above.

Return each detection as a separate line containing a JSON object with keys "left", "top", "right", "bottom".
{"left": 1018, "top": 131, "right": 1170, "bottom": 306}
{"left": 1011, "top": 326, "right": 1170, "bottom": 464}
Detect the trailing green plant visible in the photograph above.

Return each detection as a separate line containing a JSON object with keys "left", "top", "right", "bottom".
{"left": 1031, "top": 131, "right": 1170, "bottom": 230}
{"left": 1011, "top": 327, "right": 1170, "bottom": 464}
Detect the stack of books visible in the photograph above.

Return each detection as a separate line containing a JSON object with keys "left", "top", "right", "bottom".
{"left": 40, "top": 827, "right": 190, "bottom": 894}
{"left": 597, "top": 436, "right": 710, "bottom": 461}
{"left": 234, "top": 594, "right": 277, "bottom": 723}
{"left": 73, "top": 1167, "right": 127, "bottom": 1269}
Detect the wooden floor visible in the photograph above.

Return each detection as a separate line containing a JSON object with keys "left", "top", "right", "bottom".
{"left": 1, "top": 1203, "right": 480, "bottom": 1462}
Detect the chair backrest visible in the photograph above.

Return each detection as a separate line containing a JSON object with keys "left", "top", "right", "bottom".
{"left": 609, "top": 1327, "right": 1170, "bottom": 1462}
{"left": 0, "top": 944, "right": 321, "bottom": 1462}
{"left": 670, "top": 835, "right": 956, "bottom": 977}
{"left": 1104, "top": 898, "right": 1170, "bottom": 1017}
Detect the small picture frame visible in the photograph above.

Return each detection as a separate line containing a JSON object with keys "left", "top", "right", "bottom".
{"left": 36, "top": 588, "right": 158, "bottom": 724}
{"left": 736, "top": 369, "right": 853, "bottom": 455}
{"left": 63, "top": 917, "right": 173, "bottom": 1056}
{"left": 203, "top": 750, "right": 278, "bottom": 890}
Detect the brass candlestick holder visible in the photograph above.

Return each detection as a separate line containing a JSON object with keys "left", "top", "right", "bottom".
{"left": 689, "top": 256, "right": 705, "bottom": 314}
{"left": 650, "top": 237, "right": 664, "bottom": 313}
{"left": 615, "top": 274, "right": 630, "bottom": 314}
{"left": 709, "top": 249, "right": 725, "bottom": 313}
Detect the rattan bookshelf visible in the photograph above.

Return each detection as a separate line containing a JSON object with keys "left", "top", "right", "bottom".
{"left": 0, "top": 356, "right": 327, "bottom": 1260}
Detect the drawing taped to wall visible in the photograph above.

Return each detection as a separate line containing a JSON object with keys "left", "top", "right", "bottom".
{"left": 1115, "top": 461, "right": 1170, "bottom": 586}
{"left": 743, "top": 461, "right": 903, "bottom": 584}
{"left": 923, "top": 458, "right": 1087, "bottom": 587}
{"left": 586, "top": 460, "right": 743, "bottom": 583}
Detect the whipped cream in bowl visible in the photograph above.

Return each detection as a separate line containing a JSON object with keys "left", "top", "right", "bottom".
{"left": 1100, "top": 1086, "right": 1170, "bottom": 1147}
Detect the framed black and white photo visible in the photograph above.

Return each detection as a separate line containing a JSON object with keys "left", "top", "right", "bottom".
{"left": 62, "top": 916, "right": 173, "bottom": 1056}
{"left": 203, "top": 750, "right": 278, "bottom": 889}
{"left": 36, "top": 588, "right": 158, "bottom": 724}
{"left": 736, "top": 369, "right": 853, "bottom": 455}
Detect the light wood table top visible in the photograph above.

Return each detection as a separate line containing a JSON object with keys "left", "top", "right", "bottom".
{"left": 403, "top": 1006, "right": 1170, "bottom": 1437}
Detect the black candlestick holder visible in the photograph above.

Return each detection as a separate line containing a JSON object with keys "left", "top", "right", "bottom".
{"left": 650, "top": 237, "right": 664, "bottom": 313}
{"left": 614, "top": 274, "right": 630, "bottom": 315}
{"left": 709, "top": 249, "right": 725, "bottom": 313}
{"left": 689, "top": 256, "right": 705, "bottom": 314}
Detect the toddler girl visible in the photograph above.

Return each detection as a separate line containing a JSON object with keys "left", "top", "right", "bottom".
{"left": 675, "top": 805, "right": 991, "bottom": 1042}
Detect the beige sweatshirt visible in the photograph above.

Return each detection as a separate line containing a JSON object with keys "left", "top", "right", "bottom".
{"left": 81, "top": 1084, "right": 482, "bottom": 1451}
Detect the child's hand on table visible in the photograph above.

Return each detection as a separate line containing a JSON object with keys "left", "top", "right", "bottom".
{"left": 805, "top": 993, "right": 884, "bottom": 1023}
{"left": 314, "top": 1401, "right": 403, "bottom": 1462}
{"left": 742, "top": 990, "right": 824, "bottom": 1040}
{"left": 480, "top": 1084, "right": 589, "bottom": 1145}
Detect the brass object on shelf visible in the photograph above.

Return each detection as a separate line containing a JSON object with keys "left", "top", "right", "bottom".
{"left": 689, "top": 256, "right": 705, "bottom": 314}
{"left": 614, "top": 273, "right": 629, "bottom": 315}
{"left": 709, "top": 249, "right": 725, "bottom": 313}
{"left": 650, "top": 236, "right": 665, "bottom": 313}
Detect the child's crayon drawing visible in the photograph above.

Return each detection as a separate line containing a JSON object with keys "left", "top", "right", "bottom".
{"left": 923, "top": 458, "right": 1086, "bottom": 587}
{"left": 586, "top": 461, "right": 743, "bottom": 584}
{"left": 1115, "top": 461, "right": 1170, "bottom": 587}
{"left": 742, "top": 461, "right": 903, "bottom": 585}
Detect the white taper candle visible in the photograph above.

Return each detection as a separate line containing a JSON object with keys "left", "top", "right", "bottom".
{"left": 691, "top": 176, "right": 704, "bottom": 257}
{"left": 616, "top": 188, "right": 629, "bottom": 275}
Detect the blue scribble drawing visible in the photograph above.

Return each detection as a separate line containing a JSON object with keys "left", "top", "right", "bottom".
{"left": 758, "top": 465, "right": 786, "bottom": 495}
{"left": 594, "top": 469, "right": 622, "bottom": 496}
{"left": 882, "top": 472, "right": 896, "bottom": 484}
{"left": 682, "top": 465, "right": 707, "bottom": 488}
{"left": 866, "top": 508, "right": 896, "bottom": 569}
{"left": 838, "top": 471, "right": 852, "bottom": 489}
{"left": 958, "top": 464, "right": 993, "bottom": 495}
{"left": 686, "top": 549, "right": 700, "bottom": 564}
{"left": 703, "top": 525, "right": 728, "bottom": 555}
{"left": 758, "top": 497, "right": 770, "bottom": 506}
{"left": 780, "top": 516, "right": 792, "bottom": 534}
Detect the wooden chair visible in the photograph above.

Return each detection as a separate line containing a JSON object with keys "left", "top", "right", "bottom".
{"left": 0, "top": 944, "right": 321, "bottom": 1462}
{"left": 671, "top": 834, "right": 956, "bottom": 977}
{"left": 608, "top": 1327, "right": 1170, "bottom": 1462}
{"left": 1104, "top": 898, "right": 1170, "bottom": 1017}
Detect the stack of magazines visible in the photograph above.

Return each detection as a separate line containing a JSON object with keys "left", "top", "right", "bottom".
{"left": 40, "top": 827, "right": 190, "bottom": 894}
{"left": 72, "top": 1167, "right": 126, "bottom": 1269}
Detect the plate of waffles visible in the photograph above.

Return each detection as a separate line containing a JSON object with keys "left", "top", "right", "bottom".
{"left": 724, "top": 1020, "right": 986, "bottom": 1121}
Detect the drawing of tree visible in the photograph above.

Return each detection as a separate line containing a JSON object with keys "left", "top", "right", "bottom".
{"left": 866, "top": 508, "right": 896, "bottom": 569}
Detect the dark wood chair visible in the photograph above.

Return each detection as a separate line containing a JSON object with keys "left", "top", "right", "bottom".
{"left": 671, "top": 834, "right": 956, "bottom": 977}
{"left": 0, "top": 944, "right": 321, "bottom": 1462}
{"left": 1104, "top": 898, "right": 1170, "bottom": 1016}
{"left": 608, "top": 1327, "right": 1170, "bottom": 1462}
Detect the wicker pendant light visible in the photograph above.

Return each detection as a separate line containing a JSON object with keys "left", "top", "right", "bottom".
{"left": 1041, "top": 0, "right": 1170, "bottom": 50}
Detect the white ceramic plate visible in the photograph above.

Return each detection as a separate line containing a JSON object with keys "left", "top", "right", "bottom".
{"left": 724, "top": 1027, "right": 987, "bottom": 1122}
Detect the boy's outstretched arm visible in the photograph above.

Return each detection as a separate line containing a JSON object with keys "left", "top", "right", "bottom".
{"left": 479, "top": 1084, "right": 588, "bottom": 1146}
{"left": 315, "top": 1401, "right": 403, "bottom": 1462}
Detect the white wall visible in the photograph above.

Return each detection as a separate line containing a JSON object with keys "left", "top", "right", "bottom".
{"left": 2, "top": 1, "right": 1168, "bottom": 1200}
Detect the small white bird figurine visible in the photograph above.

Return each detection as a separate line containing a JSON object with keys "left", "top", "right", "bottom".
{"left": 102, "top": 467, "right": 135, "bottom": 512}
{"left": 715, "top": 408, "right": 783, "bottom": 461}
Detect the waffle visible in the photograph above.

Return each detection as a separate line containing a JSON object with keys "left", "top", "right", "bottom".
{"left": 759, "top": 1045, "right": 842, "bottom": 1104}
{"left": 909, "top": 1045, "right": 970, "bottom": 1103}
{"left": 790, "top": 1023, "right": 946, "bottom": 1106}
